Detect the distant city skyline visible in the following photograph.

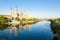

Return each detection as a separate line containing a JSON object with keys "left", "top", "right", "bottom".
{"left": 0, "top": 0, "right": 60, "bottom": 18}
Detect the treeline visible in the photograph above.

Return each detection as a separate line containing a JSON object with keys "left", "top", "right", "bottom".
{"left": 15, "top": 17, "right": 41, "bottom": 22}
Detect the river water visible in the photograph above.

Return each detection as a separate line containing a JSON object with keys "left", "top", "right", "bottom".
{"left": 0, "top": 21, "right": 53, "bottom": 40}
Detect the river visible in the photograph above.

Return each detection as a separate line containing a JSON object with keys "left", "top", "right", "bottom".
{"left": 0, "top": 21, "right": 53, "bottom": 40}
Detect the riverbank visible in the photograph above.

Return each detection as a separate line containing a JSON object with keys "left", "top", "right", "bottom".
{"left": 48, "top": 18, "right": 60, "bottom": 40}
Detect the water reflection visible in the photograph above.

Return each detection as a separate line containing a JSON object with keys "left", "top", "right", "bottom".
{"left": 19, "top": 24, "right": 32, "bottom": 31}
{"left": 0, "top": 21, "right": 53, "bottom": 40}
{"left": 26, "top": 25, "right": 32, "bottom": 31}
{"left": 8, "top": 24, "right": 32, "bottom": 37}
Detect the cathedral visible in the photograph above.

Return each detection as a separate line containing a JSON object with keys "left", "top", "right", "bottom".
{"left": 10, "top": 6, "right": 32, "bottom": 19}
{"left": 0, "top": 6, "right": 32, "bottom": 19}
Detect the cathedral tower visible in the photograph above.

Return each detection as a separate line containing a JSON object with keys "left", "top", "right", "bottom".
{"left": 23, "top": 11, "right": 26, "bottom": 18}
{"left": 28, "top": 9, "right": 32, "bottom": 18}
{"left": 10, "top": 8, "right": 12, "bottom": 19}
{"left": 14, "top": 6, "right": 18, "bottom": 18}
{"left": 20, "top": 10, "right": 23, "bottom": 18}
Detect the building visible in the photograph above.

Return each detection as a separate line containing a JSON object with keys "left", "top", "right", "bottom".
{"left": 0, "top": 6, "right": 32, "bottom": 19}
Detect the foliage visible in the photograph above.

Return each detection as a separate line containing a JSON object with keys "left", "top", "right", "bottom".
{"left": 15, "top": 17, "right": 20, "bottom": 21}
{"left": 49, "top": 18, "right": 60, "bottom": 40}
{"left": 0, "top": 24, "right": 10, "bottom": 30}
{"left": 0, "top": 16, "right": 10, "bottom": 24}
{"left": 22, "top": 18, "right": 26, "bottom": 21}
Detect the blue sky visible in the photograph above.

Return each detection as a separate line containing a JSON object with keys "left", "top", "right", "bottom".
{"left": 0, "top": 0, "right": 60, "bottom": 18}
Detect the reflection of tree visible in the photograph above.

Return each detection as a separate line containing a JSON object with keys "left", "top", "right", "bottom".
{"left": 0, "top": 24, "right": 9, "bottom": 30}
{"left": 19, "top": 24, "right": 32, "bottom": 31}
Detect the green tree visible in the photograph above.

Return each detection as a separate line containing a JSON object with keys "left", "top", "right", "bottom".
{"left": 15, "top": 17, "right": 20, "bottom": 21}
{"left": 0, "top": 16, "right": 10, "bottom": 24}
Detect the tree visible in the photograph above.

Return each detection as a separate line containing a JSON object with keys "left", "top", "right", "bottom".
{"left": 15, "top": 17, "right": 20, "bottom": 21}
{"left": 0, "top": 16, "right": 10, "bottom": 24}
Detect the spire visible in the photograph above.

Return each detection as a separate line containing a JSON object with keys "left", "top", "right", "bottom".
{"left": 20, "top": 10, "right": 23, "bottom": 16}
{"left": 28, "top": 9, "right": 32, "bottom": 18}
{"left": 15, "top": 5, "right": 18, "bottom": 11}
{"left": 10, "top": 7, "right": 12, "bottom": 18}
{"left": 23, "top": 11, "right": 26, "bottom": 18}
{"left": 15, "top": 5, "right": 18, "bottom": 18}
{"left": 15, "top": 5, "right": 18, "bottom": 13}
{"left": 24, "top": 11, "right": 26, "bottom": 16}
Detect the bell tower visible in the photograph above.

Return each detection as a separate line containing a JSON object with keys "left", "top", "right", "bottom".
{"left": 15, "top": 6, "right": 18, "bottom": 18}
{"left": 10, "top": 8, "right": 12, "bottom": 19}
{"left": 28, "top": 9, "right": 32, "bottom": 18}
